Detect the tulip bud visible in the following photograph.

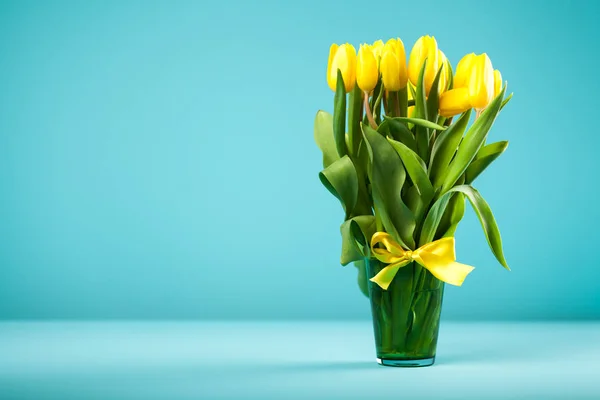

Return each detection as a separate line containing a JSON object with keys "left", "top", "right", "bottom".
{"left": 439, "top": 53, "right": 497, "bottom": 117}
{"left": 371, "top": 40, "right": 384, "bottom": 62}
{"left": 468, "top": 53, "right": 494, "bottom": 109}
{"left": 327, "top": 43, "right": 357, "bottom": 93}
{"left": 493, "top": 69, "right": 502, "bottom": 98}
{"left": 380, "top": 38, "right": 407, "bottom": 91}
{"left": 408, "top": 35, "right": 440, "bottom": 95}
{"left": 439, "top": 88, "right": 471, "bottom": 118}
{"left": 438, "top": 50, "right": 450, "bottom": 94}
{"left": 357, "top": 44, "right": 379, "bottom": 93}
{"left": 453, "top": 53, "right": 476, "bottom": 89}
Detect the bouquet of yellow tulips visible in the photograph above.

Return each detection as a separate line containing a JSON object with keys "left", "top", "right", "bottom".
{"left": 314, "top": 35, "right": 512, "bottom": 366}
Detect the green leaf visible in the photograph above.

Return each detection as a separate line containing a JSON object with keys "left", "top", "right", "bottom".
{"left": 446, "top": 61, "right": 454, "bottom": 91}
{"left": 426, "top": 65, "right": 445, "bottom": 124}
{"left": 408, "top": 83, "right": 417, "bottom": 101}
{"left": 362, "top": 123, "right": 416, "bottom": 249}
{"left": 349, "top": 132, "right": 375, "bottom": 217}
{"left": 384, "top": 116, "right": 446, "bottom": 131}
{"left": 420, "top": 185, "right": 509, "bottom": 270}
{"left": 318, "top": 155, "right": 358, "bottom": 219}
{"left": 419, "top": 194, "right": 450, "bottom": 246}
{"left": 404, "top": 185, "right": 423, "bottom": 219}
{"left": 379, "top": 118, "right": 418, "bottom": 153}
{"left": 440, "top": 85, "right": 507, "bottom": 193}
{"left": 465, "top": 141, "right": 509, "bottom": 184}
{"left": 429, "top": 110, "right": 472, "bottom": 188}
{"left": 340, "top": 215, "right": 377, "bottom": 265}
{"left": 333, "top": 69, "right": 347, "bottom": 158}
{"left": 500, "top": 92, "right": 513, "bottom": 111}
{"left": 314, "top": 111, "right": 339, "bottom": 168}
{"left": 347, "top": 85, "right": 363, "bottom": 157}
{"left": 370, "top": 79, "right": 384, "bottom": 124}
{"left": 387, "top": 138, "right": 434, "bottom": 210}
{"left": 435, "top": 192, "right": 465, "bottom": 239}
{"left": 387, "top": 90, "right": 400, "bottom": 117}
{"left": 353, "top": 259, "right": 369, "bottom": 297}
{"left": 413, "top": 62, "right": 428, "bottom": 121}
{"left": 398, "top": 86, "right": 408, "bottom": 118}
{"left": 413, "top": 61, "right": 430, "bottom": 162}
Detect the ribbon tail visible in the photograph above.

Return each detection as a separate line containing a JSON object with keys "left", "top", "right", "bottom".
{"left": 422, "top": 260, "right": 475, "bottom": 287}
{"left": 369, "top": 261, "right": 409, "bottom": 290}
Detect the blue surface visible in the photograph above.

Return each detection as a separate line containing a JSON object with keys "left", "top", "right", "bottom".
{"left": 1, "top": 0, "right": 600, "bottom": 320}
{"left": 1, "top": 321, "right": 599, "bottom": 399}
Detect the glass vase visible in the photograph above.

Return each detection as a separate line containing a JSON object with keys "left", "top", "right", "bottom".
{"left": 366, "top": 258, "right": 445, "bottom": 367}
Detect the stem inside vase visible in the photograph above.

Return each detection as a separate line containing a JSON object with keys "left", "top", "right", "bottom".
{"left": 366, "top": 258, "right": 444, "bottom": 366}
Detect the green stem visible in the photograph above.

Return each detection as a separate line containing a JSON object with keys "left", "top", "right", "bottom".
{"left": 390, "top": 265, "right": 413, "bottom": 352}
{"left": 381, "top": 291, "right": 393, "bottom": 352}
{"left": 407, "top": 273, "right": 442, "bottom": 354}
{"left": 363, "top": 91, "right": 378, "bottom": 130}
{"left": 398, "top": 87, "right": 408, "bottom": 118}
{"left": 347, "top": 85, "right": 363, "bottom": 157}
{"left": 387, "top": 91, "right": 400, "bottom": 118}
{"left": 333, "top": 70, "right": 347, "bottom": 157}
{"left": 371, "top": 80, "right": 384, "bottom": 124}
{"left": 416, "top": 278, "right": 444, "bottom": 351}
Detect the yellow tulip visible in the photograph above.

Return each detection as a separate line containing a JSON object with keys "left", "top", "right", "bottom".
{"left": 357, "top": 44, "right": 379, "bottom": 93}
{"left": 327, "top": 43, "right": 357, "bottom": 93}
{"left": 494, "top": 69, "right": 502, "bottom": 97}
{"left": 438, "top": 50, "right": 450, "bottom": 94}
{"left": 468, "top": 53, "right": 494, "bottom": 109}
{"left": 380, "top": 38, "right": 407, "bottom": 91}
{"left": 439, "top": 88, "right": 471, "bottom": 117}
{"left": 439, "top": 53, "right": 497, "bottom": 117}
{"left": 408, "top": 35, "right": 439, "bottom": 95}
{"left": 453, "top": 53, "right": 476, "bottom": 89}
{"left": 371, "top": 40, "right": 384, "bottom": 62}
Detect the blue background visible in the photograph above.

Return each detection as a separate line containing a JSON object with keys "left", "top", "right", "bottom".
{"left": 1, "top": 0, "right": 598, "bottom": 320}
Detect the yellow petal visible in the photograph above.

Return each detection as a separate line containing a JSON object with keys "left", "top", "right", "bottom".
{"left": 408, "top": 36, "right": 426, "bottom": 86}
{"left": 328, "top": 43, "right": 357, "bottom": 93}
{"left": 380, "top": 44, "right": 401, "bottom": 91}
{"left": 342, "top": 43, "right": 357, "bottom": 92}
{"left": 407, "top": 82, "right": 414, "bottom": 100}
{"left": 437, "top": 49, "right": 449, "bottom": 94}
{"left": 357, "top": 44, "right": 379, "bottom": 93}
{"left": 468, "top": 53, "right": 494, "bottom": 109}
{"left": 494, "top": 69, "right": 503, "bottom": 98}
{"left": 408, "top": 35, "right": 439, "bottom": 95}
{"left": 390, "top": 38, "right": 407, "bottom": 89}
{"left": 454, "top": 53, "right": 476, "bottom": 89}
{"left": 439, "top": 88, "right": 471, "bottom": 117}
{"left": 326, "top": 43, "right": 339, "bottom": 91}
{"left": 423, "top": 36, "right": 439, "bottom": 94}
{"left": 371, "top": 39, "right": 384, "bottom": 61}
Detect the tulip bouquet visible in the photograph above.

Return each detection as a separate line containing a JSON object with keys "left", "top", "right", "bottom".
{"left": 314, "top": 36, "right": 512, "bottom": 366}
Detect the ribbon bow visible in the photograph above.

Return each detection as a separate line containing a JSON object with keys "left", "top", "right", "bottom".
{"left": 369, "top": 232, "right": 475, "bottom": 290}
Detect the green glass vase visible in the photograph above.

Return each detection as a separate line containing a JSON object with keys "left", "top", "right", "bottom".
{"left": 366, "top": 258, "right": 445, "bottom": 367}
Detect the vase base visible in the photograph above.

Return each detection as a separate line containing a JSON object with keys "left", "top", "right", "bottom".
{"left": 376, "top": 356, "right": 435, "bottom": 367}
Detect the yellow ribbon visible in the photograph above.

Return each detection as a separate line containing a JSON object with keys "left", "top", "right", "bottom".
{"left": 369, "top": 232, "right": 475, "bottom": 290}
